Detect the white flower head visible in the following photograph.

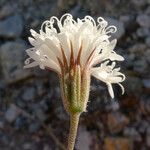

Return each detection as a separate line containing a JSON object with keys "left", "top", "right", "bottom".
{"left": 24, "top": 13, "right": 125, "bottom": 100}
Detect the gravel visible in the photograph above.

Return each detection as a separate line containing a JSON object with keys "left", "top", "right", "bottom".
{"left": 0, "top": 0, "right": 149, "bottom": 149}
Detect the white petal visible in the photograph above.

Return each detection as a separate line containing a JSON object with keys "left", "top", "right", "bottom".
{"left": 39, "top": 64, "right": 45, "bottom": 69}
{"left": 45, "top": 27, "right": 53, "bottom": 35}
{"left": 118, "top": 83, "right": 125, "bottom": 95}
{"left": 107, "top": 83, "right": 114, "bottom": 99}
{"left": 113, "top": 72, "right": 126, "bottom": 81}
{"left": 45, "top": 38, "right": 61, "bottom": 58}
{"left": 102, "top": 60, "right": 110, "bottom": 66}
{"left": 42, "top": 59, "right": 60, "bottom": 73}
{"left": 109, "top": 76, "right": 124, "bottom": 83}
{"left": 91, "top": 54, "right": 107, "bottom": 65}
{"left": 110, "top": 62, "right": 116, "bottom": 69}
{"left": 114, "top": 67, "right": 120, "bottom": 72}
{"left": 38, "top": 44, "right": 58, "bottom": 63}
{"left": 26, "top": 48, "right": 40, "bottom": 60}
{"left": 24, "top": 61, "right": 39, "bottom": 68}
{"left": 93, "top": 35, "right": 110, "bottom": 47}
{"left": 110, "top": 52, "right": 124, "bottom": 61}
{"left": 80, "top": 36, "right": 91, "bottom": 66}
{"left": 28, "top": 37, "right": 37, "bottom": 46}
{"left": 30, "top": 29, "right": 39, "bottom": 38}
{"left": 72, "top": 32, "right": 81, "bottom": 59}
{"left": 57, "top": 33, "right": 70, "bottom": 62}
{"left": 91, "top": 68, "right": 108, "bottom": 83}
{"left": 108, "top": 39, "right": 117, "bottom": 51}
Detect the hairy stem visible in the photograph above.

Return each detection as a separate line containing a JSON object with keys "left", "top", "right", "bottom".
{"left": 67, "top": 113, "right": 80, "bottom": 150}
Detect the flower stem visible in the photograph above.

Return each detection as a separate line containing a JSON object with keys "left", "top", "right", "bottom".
{"left": 67, "top": 113, "right": 80, "bottom": 150}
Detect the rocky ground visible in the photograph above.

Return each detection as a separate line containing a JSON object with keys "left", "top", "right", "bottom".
{"left": 0, "top": 0, "right": 150, "bottom": 150}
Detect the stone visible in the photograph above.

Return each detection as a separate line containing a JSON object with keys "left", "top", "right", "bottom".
{"left": 145, "top": 6, "right": 150, "bottom": 14}
{"left": 55, "top": 105, "right": 68, "bottom": 121}
{"left": 39, "top": 100, "right": 49, "bottom": 112}
{"left": 138, "top": 120, "right": 149, "bottom": 133}
{"left": 107, "top": 112, "right": 129, "bottom": 134}
{"left": 119, "top": 15, "right": 130, "bottom": 23}
{"left": 0, "top": 15, "right": 23, "bottom": 38}
{"left": 124, "top": 76, "right": 143, "bottom": 97}
{"left": 121, "top": 96, "right": 139, "bottom": 109}
{"left": 0, "top": 5, "right": 15, "bottom": 19}
{"left": 70, "top": 5, "right": 87, "bottom": 19}
{"left": 104, "top": 137, "right": 133, "bottom": 150}
{"left": 34, "top": 108, "right": 47, "bottom": 122}
{"left": 136, "top": 27, "right": 150, "bottom": 37}
{"left": 76, "top": 126, "right": 93, "bottom": 150}
{"left": 136, "top": 14, "right": 150, "bottom": 28}
{"left": 124, "top": 127, "right": 141, "bottom": 142}
{"left": 128, "top": 44, "right": 146, "bottom": 53}
{"left": 0, "top": 80, "right": 5, "bottom": 99}
{"left": 0, "top": 121, "right": 4, "bottom": 129}
{"left": 106, "top": 101, "right": 120, "bottom": 111}
{"left": 0, "top": 41, "right": 31, "bottom": 83}
{"left": 146, "top": 127, "right": 150, "bottom": 147}
{"left": 124, "top": 53, "right": 135, "bottom": 68}
{"left": 147, "top": 127, "right": 150, "bottom": 135}
{"left": 140, "top": 99, "right": 150, "bottom": 116}
{"left": 133, "top": 58, "right": 148, "bottom": 73}
{"left": 146, "top": 136, "right": 150, "bottom": 147}
{"left": 5, "top": 104, "right": 21, "bottom": 123}
{"left": 14, "top": 116, "right": 27, "bottom": 130}
{"left": 142, "top": 79, "right": 150, "bottom": 89}
{"left": 28, "top": 122, "right": 41, "bottom": 133}
{"left": 132, "top": 0, "right": 148, "bottom": 7}
{"left": 57, "top": 0, "right": 76, "bottom": 10}
{"left": 23, "top": 143, "right": 32, "bottom": 150}
{"left": 144, "top": 49, "right": 150, "bottom": 64}
{"left": 119, "top": 15, "right": 131, "bottom": 27}
{"left": 0, "top": 80, "right": 6, "bottom": 89}
{"left": 0, "top": 134, "right": 10, "bottom": 145}
{"left": 146, "top": 37, "right": 150, "bottom": 47}
{"left": 43, "top": 144, "right": 52, "bottom": 150}
{"left": 22, "top": 87, "right": 36, "bottom": 101}
{"left": 105, "top": 17, "right": 125, "bottom": 39}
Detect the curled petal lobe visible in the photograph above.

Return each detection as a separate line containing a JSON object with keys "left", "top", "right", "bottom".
{"left": 107, "top": 83, "right": 114, "bottom": 99}
{"left": 118, "top": 83, "right": 125, "bottom": 95}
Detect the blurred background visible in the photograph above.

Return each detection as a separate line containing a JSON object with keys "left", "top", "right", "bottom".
{"left": 0, "top": 0, "right": 150, "bottom": 150}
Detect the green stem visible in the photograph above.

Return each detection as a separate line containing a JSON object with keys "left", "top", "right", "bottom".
{"left": 67, "top": 113, "right": 80, "bottom": 150}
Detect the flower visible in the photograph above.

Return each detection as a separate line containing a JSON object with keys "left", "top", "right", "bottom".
{"left": 24, "top": 13, "right": 125, "bottom": 112}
